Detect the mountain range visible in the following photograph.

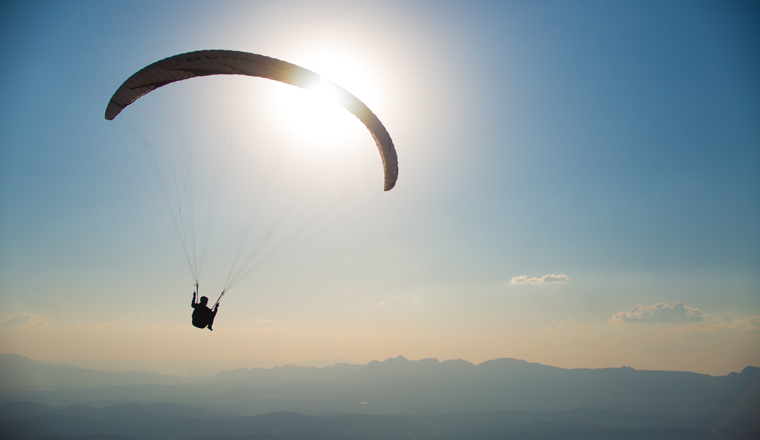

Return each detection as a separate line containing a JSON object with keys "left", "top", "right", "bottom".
{"left": 1, "top": 353, "right": 757, "bottom": 419}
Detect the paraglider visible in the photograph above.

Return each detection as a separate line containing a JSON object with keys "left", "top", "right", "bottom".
{"left": 105, "top": 50, "right": 397, "bottom": 190}
{"left": 191, "top": 285, "right": 219, "bottom": 331}
{"left": 105, "top": 50, "right": 398, "bottom": 330}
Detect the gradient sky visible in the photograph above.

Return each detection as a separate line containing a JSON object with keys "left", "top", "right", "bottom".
{"left": 1, "top": 0, "right": 758, "bottom": 375}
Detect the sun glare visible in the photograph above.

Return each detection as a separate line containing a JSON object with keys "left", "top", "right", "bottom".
{"left": 275, "top": 79, "right": 358, "bottom": 145}
{"left": 309, "top": 77, "right": 342, "bottom": 106}
{"left": 274, "top": 52, "right": 377, "bottom": 148}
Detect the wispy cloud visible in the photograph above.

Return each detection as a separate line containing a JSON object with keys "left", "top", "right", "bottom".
{"left": 610, "top": 302, "right": 707, "bottom": 323}
{"left": 541, "top": 319, "right": 582, "bottom": 331}
{"left": 510, "top": 274, "right": 571, "bottom": 285}
{"left": 375, "top": 293, "right": 420, "bottom": 307}
{"left": 666, "top": 315, "right": 760, "bottom": 338}
{"left": 16, "top": 296, "right": 65, "bottom": 322}
{"left": 0, "top": 312, "right": 48, "bottom": 327}
{"left": 251, "top": 318, "right": 272, "bottom": 324}
{"left": 610, "top": 302, "right": 760, "bottom": 339}
{"left": 741, "top": 316, "right": 760, "bottom": 334}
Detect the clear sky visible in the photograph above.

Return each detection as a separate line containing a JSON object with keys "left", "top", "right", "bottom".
{"left": 1, "top": 0, "right": 758, "bottom": 375}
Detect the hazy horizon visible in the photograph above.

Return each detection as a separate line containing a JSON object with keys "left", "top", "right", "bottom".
{"left": 9, "top": 352, "right": 758, "bottom": 379}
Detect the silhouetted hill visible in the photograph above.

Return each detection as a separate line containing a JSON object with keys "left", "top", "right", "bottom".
{"left": 34, "top": 435, "right": 141, "bottom": 440}
{"left": 0, "top": 402, "right": 231, "bottom": 422}
{"left": 0, "top": 354, "right": 186, "bottom": 390}
{"left": 1, "top": 354, "right": 757, "bottom": 419}
{"left": 171, "top": 357, "right": 759, "bottom": 418}
{"left": 207, "top": 363, "right": 363, "bottom": 389}
{"left": 0, "top": 401, "right": 51, "bottom": 422}
{"left": 1, "top": 403, "right": 756, "bottom": 440}
{"left": 186, "top": 430, "right": 751, "bottom": 440}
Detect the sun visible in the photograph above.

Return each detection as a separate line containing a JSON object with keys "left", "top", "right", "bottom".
{"left": 275, "top": 80, "right": 359, "bottom": 144}
{"left": 273, "top": 52, "right": 378, "bottom": 148}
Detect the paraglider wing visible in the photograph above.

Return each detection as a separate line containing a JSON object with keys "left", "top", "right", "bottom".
{"left": 105, "top": 50, "right": 398, "bottom": 191}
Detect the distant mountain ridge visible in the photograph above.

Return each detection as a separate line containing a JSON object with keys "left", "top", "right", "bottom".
{"left": 1, "top": 354, "right": 757, "bottom": 419}
{"left": 0, "top": 354, "right": 187, "bottom": 390}
{"left": 43, "top": 357, "right": 357, "bottom": 377}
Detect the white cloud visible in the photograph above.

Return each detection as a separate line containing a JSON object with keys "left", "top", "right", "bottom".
{"left": 611, "top": 302, "right": 707, "bottom": 323}
{"left": 543, "top": 323, "right": 564, "bottom": 330}
{"left": 251, "top": 318, "right": 272, "bottom": 324}
{"left": 510, "top": 274, "right": 571, "bottom": 285}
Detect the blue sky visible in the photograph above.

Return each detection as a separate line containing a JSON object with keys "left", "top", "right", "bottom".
{"left": 1, "top": 0, "right": 758, "bottom": 374}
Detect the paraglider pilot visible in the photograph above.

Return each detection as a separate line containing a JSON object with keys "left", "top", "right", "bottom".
{"left": 191, "top": 286, "right": 219, "bottom": 331}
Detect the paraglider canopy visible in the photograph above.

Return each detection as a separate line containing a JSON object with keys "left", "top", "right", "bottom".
{"left": 105, "top": 49, "right": 398, "bottom": 191}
